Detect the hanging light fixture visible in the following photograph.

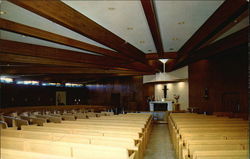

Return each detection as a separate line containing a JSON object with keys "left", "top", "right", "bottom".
{"left": 159, "top": 59, "right": 168, "bottom": 73}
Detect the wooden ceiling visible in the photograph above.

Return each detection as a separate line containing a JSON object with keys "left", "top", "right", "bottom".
{"left": 0, "top": 0, "right": 248, "bottom": 83}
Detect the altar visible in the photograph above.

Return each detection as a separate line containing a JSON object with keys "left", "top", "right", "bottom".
{"left": 149, "top": 101, "right": 173, "bottom": 111}
{"left": 147, "top": 101, "right": 173, "bottom": 123}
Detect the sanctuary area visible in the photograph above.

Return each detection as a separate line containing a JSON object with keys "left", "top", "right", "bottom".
{"left": 0, "top": 0, "right": 249, "bottom": 159}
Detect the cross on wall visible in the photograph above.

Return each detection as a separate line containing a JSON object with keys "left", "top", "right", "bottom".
{"left": 162, "top": 85, "right": 168, "bottom": 98}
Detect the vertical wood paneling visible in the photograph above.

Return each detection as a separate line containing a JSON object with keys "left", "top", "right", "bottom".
{"left": 85, "top": 76, "right": 154, "bottom": 111}
{"left": 189, "top": 45, "right": 248, "bottom": 114}
{"left": 0, "top": 84, "right": 88, "bottom": 107}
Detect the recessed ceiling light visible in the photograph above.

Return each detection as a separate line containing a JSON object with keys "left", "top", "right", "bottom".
{"left": 0, "top": 11, "right": 6, "bottom": 15}
{"left": 21, "top": 35, "right": 26, "bottom": 37}
{"left": 234, "top": 20, "right": 238, "bottom": 23}
{"left": 139, "top": 40, "right": 145, "bottom": 44}
{"left": 127, "top": 27, "right": 133, "bottom": 30}
{"left": 169, "top": 48, "right": 174, "bottom": 51}
{"left": 178, "top": 21, "right": 185, "bottom": 25}
{"left": 148, "top": 49, "right": 152, "bottom": 52}
{"left": 172, "top": 38, "right": 179, "bottom": 41}
{"left": 108, "top": 7, "right": 115, "bottom": 11}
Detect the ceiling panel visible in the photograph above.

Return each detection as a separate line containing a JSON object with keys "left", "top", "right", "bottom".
{"left": 0, "top": 1, "right": 115, "bottom": 53}
{"left": 155, "top": 0, "right": 224, "bottom": 52}
{"left": 62, "top": 0, "right": 156, "bottom": 53}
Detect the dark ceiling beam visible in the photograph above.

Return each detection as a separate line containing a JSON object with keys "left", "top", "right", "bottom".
{"left": 146, "top": 52, "right": 177, "bottom": 60}
{"left": 0, "top": 40, "right": 153, "bottom": 72}
{"left": 198, "top": 9, "right": 249, "bottom": 49}
{"left": 0, "top": 53, "right": 154, "bottom": 75}
{"left": 0, "top": 39, "right": 122, "bottom": 66}
{"left": 0, "top": 67, "right": 151, "bottom": 75}
{"left": 8, "top": 0, "right": 155, "bottom": 72}
{"left": 0, "top": 53, "right": 110, "bottom": 68}
{"left": 174, "top": 26, "right": 248, "bottom": 69}
{"left": 141, "top": 0, "right": 164, "bottom": 57}
{"left": 176, "top": 0, "right": 248, "bottom": 64}
{"left": 0, "top": 18, "right": 129, "bottom": 61}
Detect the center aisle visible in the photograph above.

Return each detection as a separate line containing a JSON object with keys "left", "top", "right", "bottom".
{"left": 144, "top": 124, "right": 176, "bottom": 159}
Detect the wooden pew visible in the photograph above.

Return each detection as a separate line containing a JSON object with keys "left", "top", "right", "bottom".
{"left": 20, "top": 114, "right": 151, "bottom": 158}
{"left": 1, "top": 136, "right": 135, "bottom": 159}
{"left": 0, "top": 111, "right": 152, "bottom": 159}
{"left": 21, "top": 124, "right": 145, "bottom": 158}
{"left": 193, "top": 150, "right": 249, "bottom": 159}
{"left": 181, "top": 139, "right": 249, "bottom": 159}
{"left": 1, "top": 148, "right": 73, "bottom": 159}
{"left": 20, "top": 116, "right": 46, "bottom": 126}
{"left": 1, "top": 129, "right": 140, "bottom": 156}
{"left": 43, "top": 121, "right": 147, "bottom": 149}
{"left": 0, "top": 121, "right": 8, "bottom": 129}
{"left": 35, "top": 115, "right": 62, "bottom": 123}
{"left": 168, "top": 113, "right": 249, "bottom": 159}
{"left": 2, "top": 116, "right": 29, "bottom": 129}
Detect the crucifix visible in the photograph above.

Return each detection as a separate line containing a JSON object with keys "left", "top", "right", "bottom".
{"left": 162, "top": 85, "right": 168, "bottom": 98}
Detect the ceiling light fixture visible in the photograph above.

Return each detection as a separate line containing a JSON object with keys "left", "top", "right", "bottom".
{"left": 159, "top": 59, "right": 168, "bottom": 72}
{"left": 178, "top": 21, "right": 185, "bottom": 24}
{"left": 0, "top": 11, "right": 6, "bottom": 15}
{"left": 108, "top": 7, "right": 115, "bottom": 11}
{"left": 139, "top": 40, "right": 145, "bottom": 44}
{"left": 127, "top": 27, "right": 133, "bottom": 30}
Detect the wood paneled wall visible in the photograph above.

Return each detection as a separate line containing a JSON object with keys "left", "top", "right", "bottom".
{"left": 0, "top": 76, "right": 154, "bottom": 111}
{"left": 0, "top": 84, "right": 88, "bottom": 108}
{"left": 189, "top": 45, "right": 248, "bottom": 114}
{"left": 85, "top": 76, "right": 154, "bottom": 111}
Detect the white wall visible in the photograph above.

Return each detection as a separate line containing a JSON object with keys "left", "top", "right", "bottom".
{"left": 143, "top": 66, "right": 188, "bottom": 83}
{"left": 154, "top": 81, "right": 189, "bottom": 110}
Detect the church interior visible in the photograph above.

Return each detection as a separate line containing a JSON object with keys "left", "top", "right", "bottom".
{"left": 0, "top": 0, "right": 249, "bottom": 159}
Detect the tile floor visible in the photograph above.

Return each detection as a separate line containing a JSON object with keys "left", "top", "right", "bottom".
{"left": 144, "top": 124, "right": 176, "bottom": 159}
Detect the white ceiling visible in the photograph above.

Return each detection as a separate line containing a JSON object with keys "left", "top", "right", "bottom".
{"left": 0, "top": 1, "right": 114, "bottom": 55}
{"left": 155, "top": 0, "right": 224, "bottom": 52}
{"left": 1, "top": 0, "right": 246, "bottom": 57}
{"left": 62, "top": 0, "right": 156, "bottom": 53}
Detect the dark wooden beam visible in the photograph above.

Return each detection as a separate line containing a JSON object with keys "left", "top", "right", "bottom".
{"left": 146, "top": 52, "right": 177, "bottom": 60}
{"left": 198, "top": 9, "right": 249, "bottom": 49}
{"left": 8, "top": 0, "right": 153, "bottom": 71}
{"left": 141, "top": 0, "right": 164, "bottom": 57}
{"left": 0, "top": 53, "right": 109, "bottom": 68}
{"left": 0, "top": 39, "right": 124, "bottom": 66}
{"left": 0, "top": 18, "right": 129, "bottom": 61}
{"left": 1, "top": 66, "right": 151, "bottom": 75}
{"left": 165, "top": 59, "right": 177, "bottom": 72}
{"left": 177, "top": 0, "right": 248, "bottom": 64}
{"left": 174, "top": 26, "right": 248, "bottom": 69}
{"left": 0, "top": 40, "right": 153, "bottom": 72}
